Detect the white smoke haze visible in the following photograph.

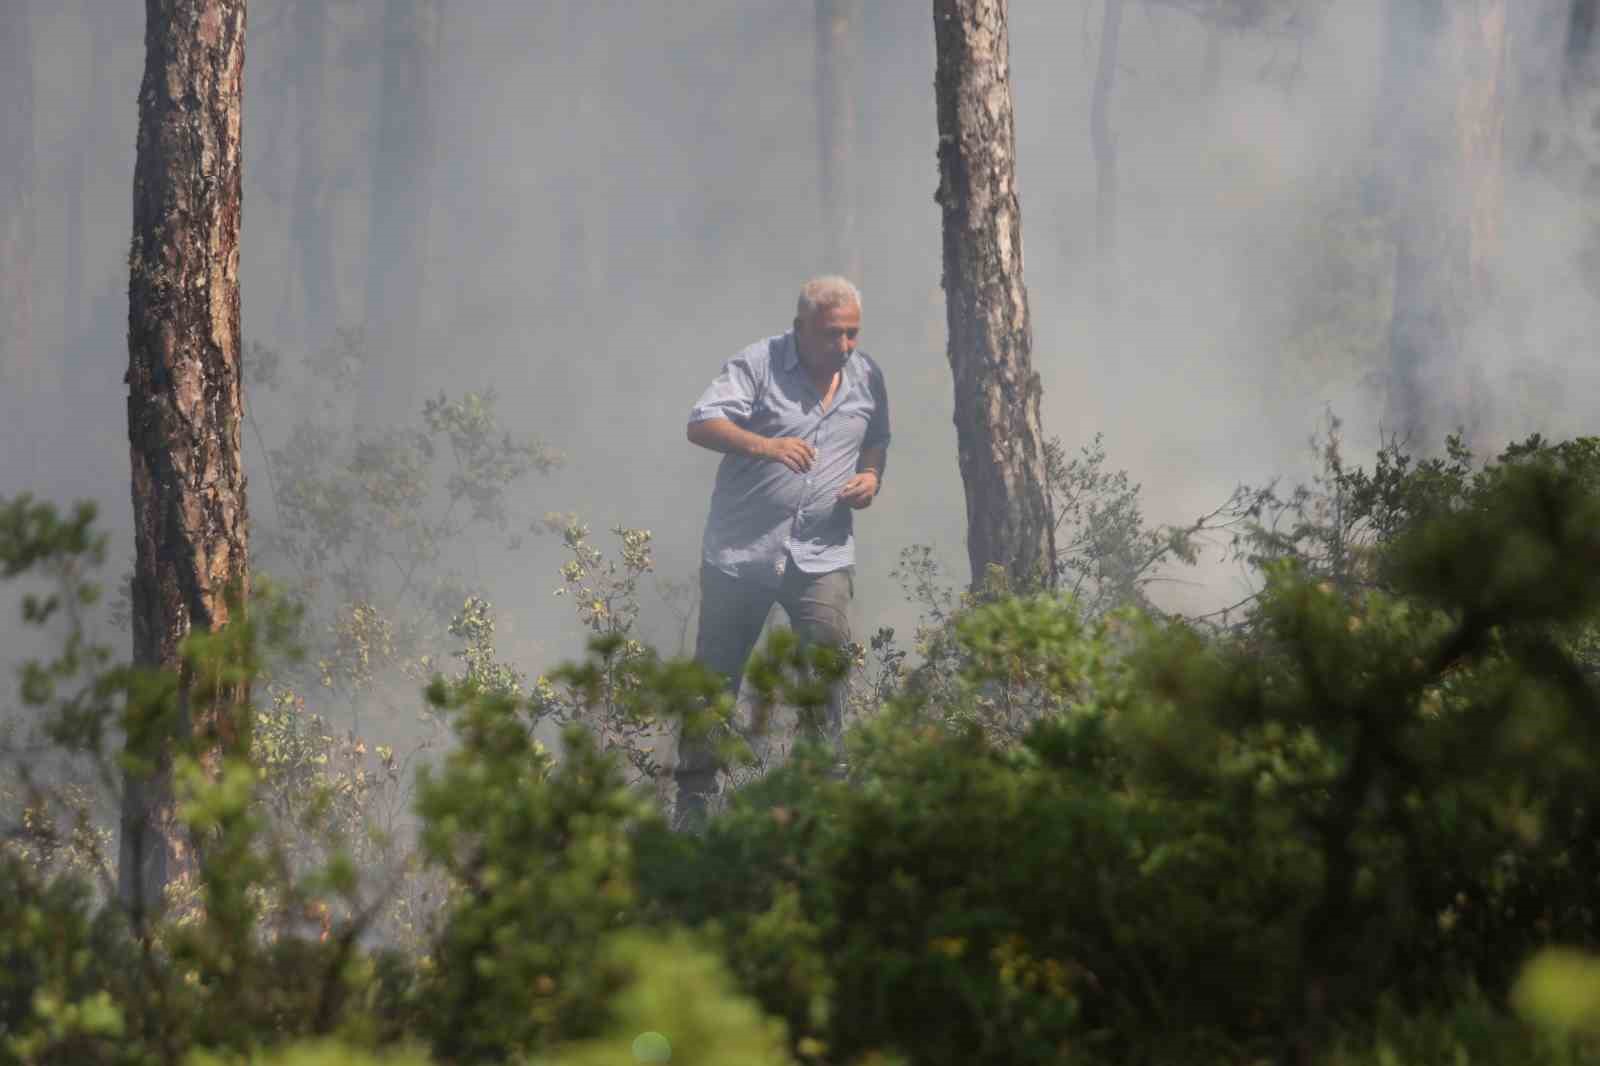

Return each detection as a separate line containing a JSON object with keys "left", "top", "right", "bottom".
{"left": 5, "top": 0, "right": 1600, "bottom": 709}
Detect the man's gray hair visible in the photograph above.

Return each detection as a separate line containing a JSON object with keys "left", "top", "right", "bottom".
{"left": 796, "top": 276, "right": 862, "bottom": 321}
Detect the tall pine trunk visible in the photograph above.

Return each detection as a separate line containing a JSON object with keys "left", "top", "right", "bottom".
{"left": 1, "top": 0, "right": 37, "bottom": 482}
{"left": 816, "top": 0, "right": 861, "bottom": 279}
{"left": 121, "top": 0, "right": 250, "bottom": 917}
{"left": 1379, "top": 0, "right": 1507, "bottom": 446}
{"left": 357, "top": 0, "right": 439, "bottom": 430}
{"left": 932, "top": 0, "right": 1056, "bottom": 591}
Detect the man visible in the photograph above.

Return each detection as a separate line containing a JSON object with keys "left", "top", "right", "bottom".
{"left": 675, "top": 276, "right": 890, "bottom": 830}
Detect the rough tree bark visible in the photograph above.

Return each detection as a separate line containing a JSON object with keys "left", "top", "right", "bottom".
{"left": 1378, "top": 0, "right": 1507, "bottom": 446}
{"left": 356, "top": 0, "right": 439, "bottom": 430}
{"left": 121, "top": 0, "right": 250, "bottom": 915}
{"left": 1, "top": 0, "right": 37, "bottom": 479}
{"left": 816, "top": 0, "right": 861, "bottom": 279}
{"left": 932, "top": 0, "right": 1056, "bottom": 591}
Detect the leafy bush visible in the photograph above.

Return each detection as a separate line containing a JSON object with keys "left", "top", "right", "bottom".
{"left": 7, "top": 431, "right": 1600, "bottom": 1065}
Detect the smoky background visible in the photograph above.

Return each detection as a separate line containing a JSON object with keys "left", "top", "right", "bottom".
{"left": 3, "top": 0, "right": 1596, "bottom": 711}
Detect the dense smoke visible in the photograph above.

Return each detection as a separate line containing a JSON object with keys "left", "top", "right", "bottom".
{"left": 5, "top": 0, "right": 1597, "bottom": 664}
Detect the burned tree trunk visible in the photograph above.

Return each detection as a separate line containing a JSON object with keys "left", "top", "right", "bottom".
{"left": 357, "top": 0, "right": 439, "bottom": 430}
{"left": 816, "top": 0, "right": 861, "bottom": 279}
{"left": 0, "top": 0, "right": 37, "bottom": 479}
{"left": 1379, "top": 0, "right": 1507, "bottom": 446}
{"left": 932, "top": 0, "right": 1056, "bottom": 591}
{"left": 121, "top": 0, "right": 250, "bottom": 916}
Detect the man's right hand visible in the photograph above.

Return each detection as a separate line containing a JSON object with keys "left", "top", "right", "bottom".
{"left": 761, "top": 437, "right": 817, "bottom": 473}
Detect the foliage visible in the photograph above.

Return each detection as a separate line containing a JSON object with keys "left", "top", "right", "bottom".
{"left": 187, "top": 1041, "right": 433, "bottom": 1066}
{"left": 244, "top": 335, "right": 560, "bottom": 753}
{"left": 186, "top": 930, "right": 804, "bottom": 1066}
{"left": 1513, "top": 948, "right": 1600, "bottom": 1039}
{"left": 10, "top": 433, "right": 1600, "bottom": 1064}
{"left": 248, "top": 333, "right": 558, "bottom": 626}
{"left": 522, "top": 929, "right": 801, "bottom": 1066}
{"left": 412, "top": 682, "right": 643, "bottom": 1062}
{"left": 445, "top": 595, "right": 524, "bottom": 699}
{"left": 531, "top": 517, "right": 669, "bottom": 783}
{"left": 251, "top": 681, "right": 435, "bottom": 954}
{"left": 1045, "top": 432, "right": 1261, "bottom": 620}
{"left": 626, "top": 454, "right": 1600, "bottom": 1064}
{"left": 1321, "top": 984, "right": 1599, "bottom": 1066}
{"left": 866, "top": 435, "right": 1258, "bottom": 746}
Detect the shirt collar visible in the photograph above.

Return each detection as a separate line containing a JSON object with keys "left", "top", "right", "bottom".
{"left": 779, "top": 330, "right": 801, "bottom": 372}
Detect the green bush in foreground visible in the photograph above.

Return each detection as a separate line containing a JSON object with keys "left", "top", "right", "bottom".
{"left": 7, "top": 444, "right": 1600, "bottom": 1064}
{"left": 185, "top": 930, "right": 800, "bottom": 1066}
{"left": 630, "top": 455, "right": 1600, "bottom": 1064}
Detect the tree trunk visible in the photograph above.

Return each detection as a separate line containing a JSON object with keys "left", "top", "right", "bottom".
{"left": 1565, "top": 0, "right": 1600, "bottom": 301}
{"left": 1571, "top": 0, "right": 1598, "bottom": 77}
{"left": 1090, "top": 0, "right": 1123, "bottom": 300}
{"left": 1379, "top": 0, "right": 1507, "bottom": 447}
{"left": 932, "top": 0, "right": 1056, "bottom": 592}
{"left": 356, "top": 0, "right": 439, "bottom": 430}
{"left": 816, "top": 0, "right": 861, "bottom": 279}
{"left": 288, "top": 0, "right": 336, "bottom": 351}
{"left": 121, "top": 0, "right": 250, "bottom": 917}
{"left": 1204, "top": 18, "right": 1224, "bottom": 93}
{"left": 0, "top": 0, "right": 37, "bottom": 481}
{"left": 1559, "top": 0, "right": 1600, "bottom": 182}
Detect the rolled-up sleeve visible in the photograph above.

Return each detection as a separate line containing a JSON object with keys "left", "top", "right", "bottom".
{"left": 689, "top": 355, "right": 760, "bottom": 425}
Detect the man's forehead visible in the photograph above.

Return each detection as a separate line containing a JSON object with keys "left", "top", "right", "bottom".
{"left": 808, "top": 302, "right": 861, "bottom": 325}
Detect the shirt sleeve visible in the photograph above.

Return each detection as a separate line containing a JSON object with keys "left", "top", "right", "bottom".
{"left": 689, "top": 353, "right": 761, "bottom": 425}
{"left": 864, "top": 361, "right": 891, "bottom": 454}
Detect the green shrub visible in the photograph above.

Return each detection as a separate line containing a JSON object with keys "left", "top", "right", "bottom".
{"left": 9, "top": 435, "right": 1600, "bottom": 1066}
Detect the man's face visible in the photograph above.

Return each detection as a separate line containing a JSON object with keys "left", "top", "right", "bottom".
{"left": 794, "top": 301, "right": 861, "bottom": 376}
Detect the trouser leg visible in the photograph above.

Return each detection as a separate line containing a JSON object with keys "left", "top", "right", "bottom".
{"left": 674, "top": 564, "right": 774, "bottom": 826}
{"left": 780, "top": 565, "right": 853, "bottom": 763}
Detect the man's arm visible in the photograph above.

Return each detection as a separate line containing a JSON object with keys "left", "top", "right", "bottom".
{"left": 840, "top": 359, "right": 889, "bottom": 510}
{"left": 839, "top": 443, "right": 887, "bottom": 509}
{"left": 688, "top": 418, "right": 816, "bottom": 473}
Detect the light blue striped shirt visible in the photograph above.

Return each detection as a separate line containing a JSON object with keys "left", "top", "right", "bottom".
{"left": 690, "top": 331, "right": 891, "bottom": 587}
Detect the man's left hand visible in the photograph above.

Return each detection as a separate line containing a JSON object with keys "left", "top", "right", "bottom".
{"left": 838, "top": 471, "right": 879, "bottom": 509}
